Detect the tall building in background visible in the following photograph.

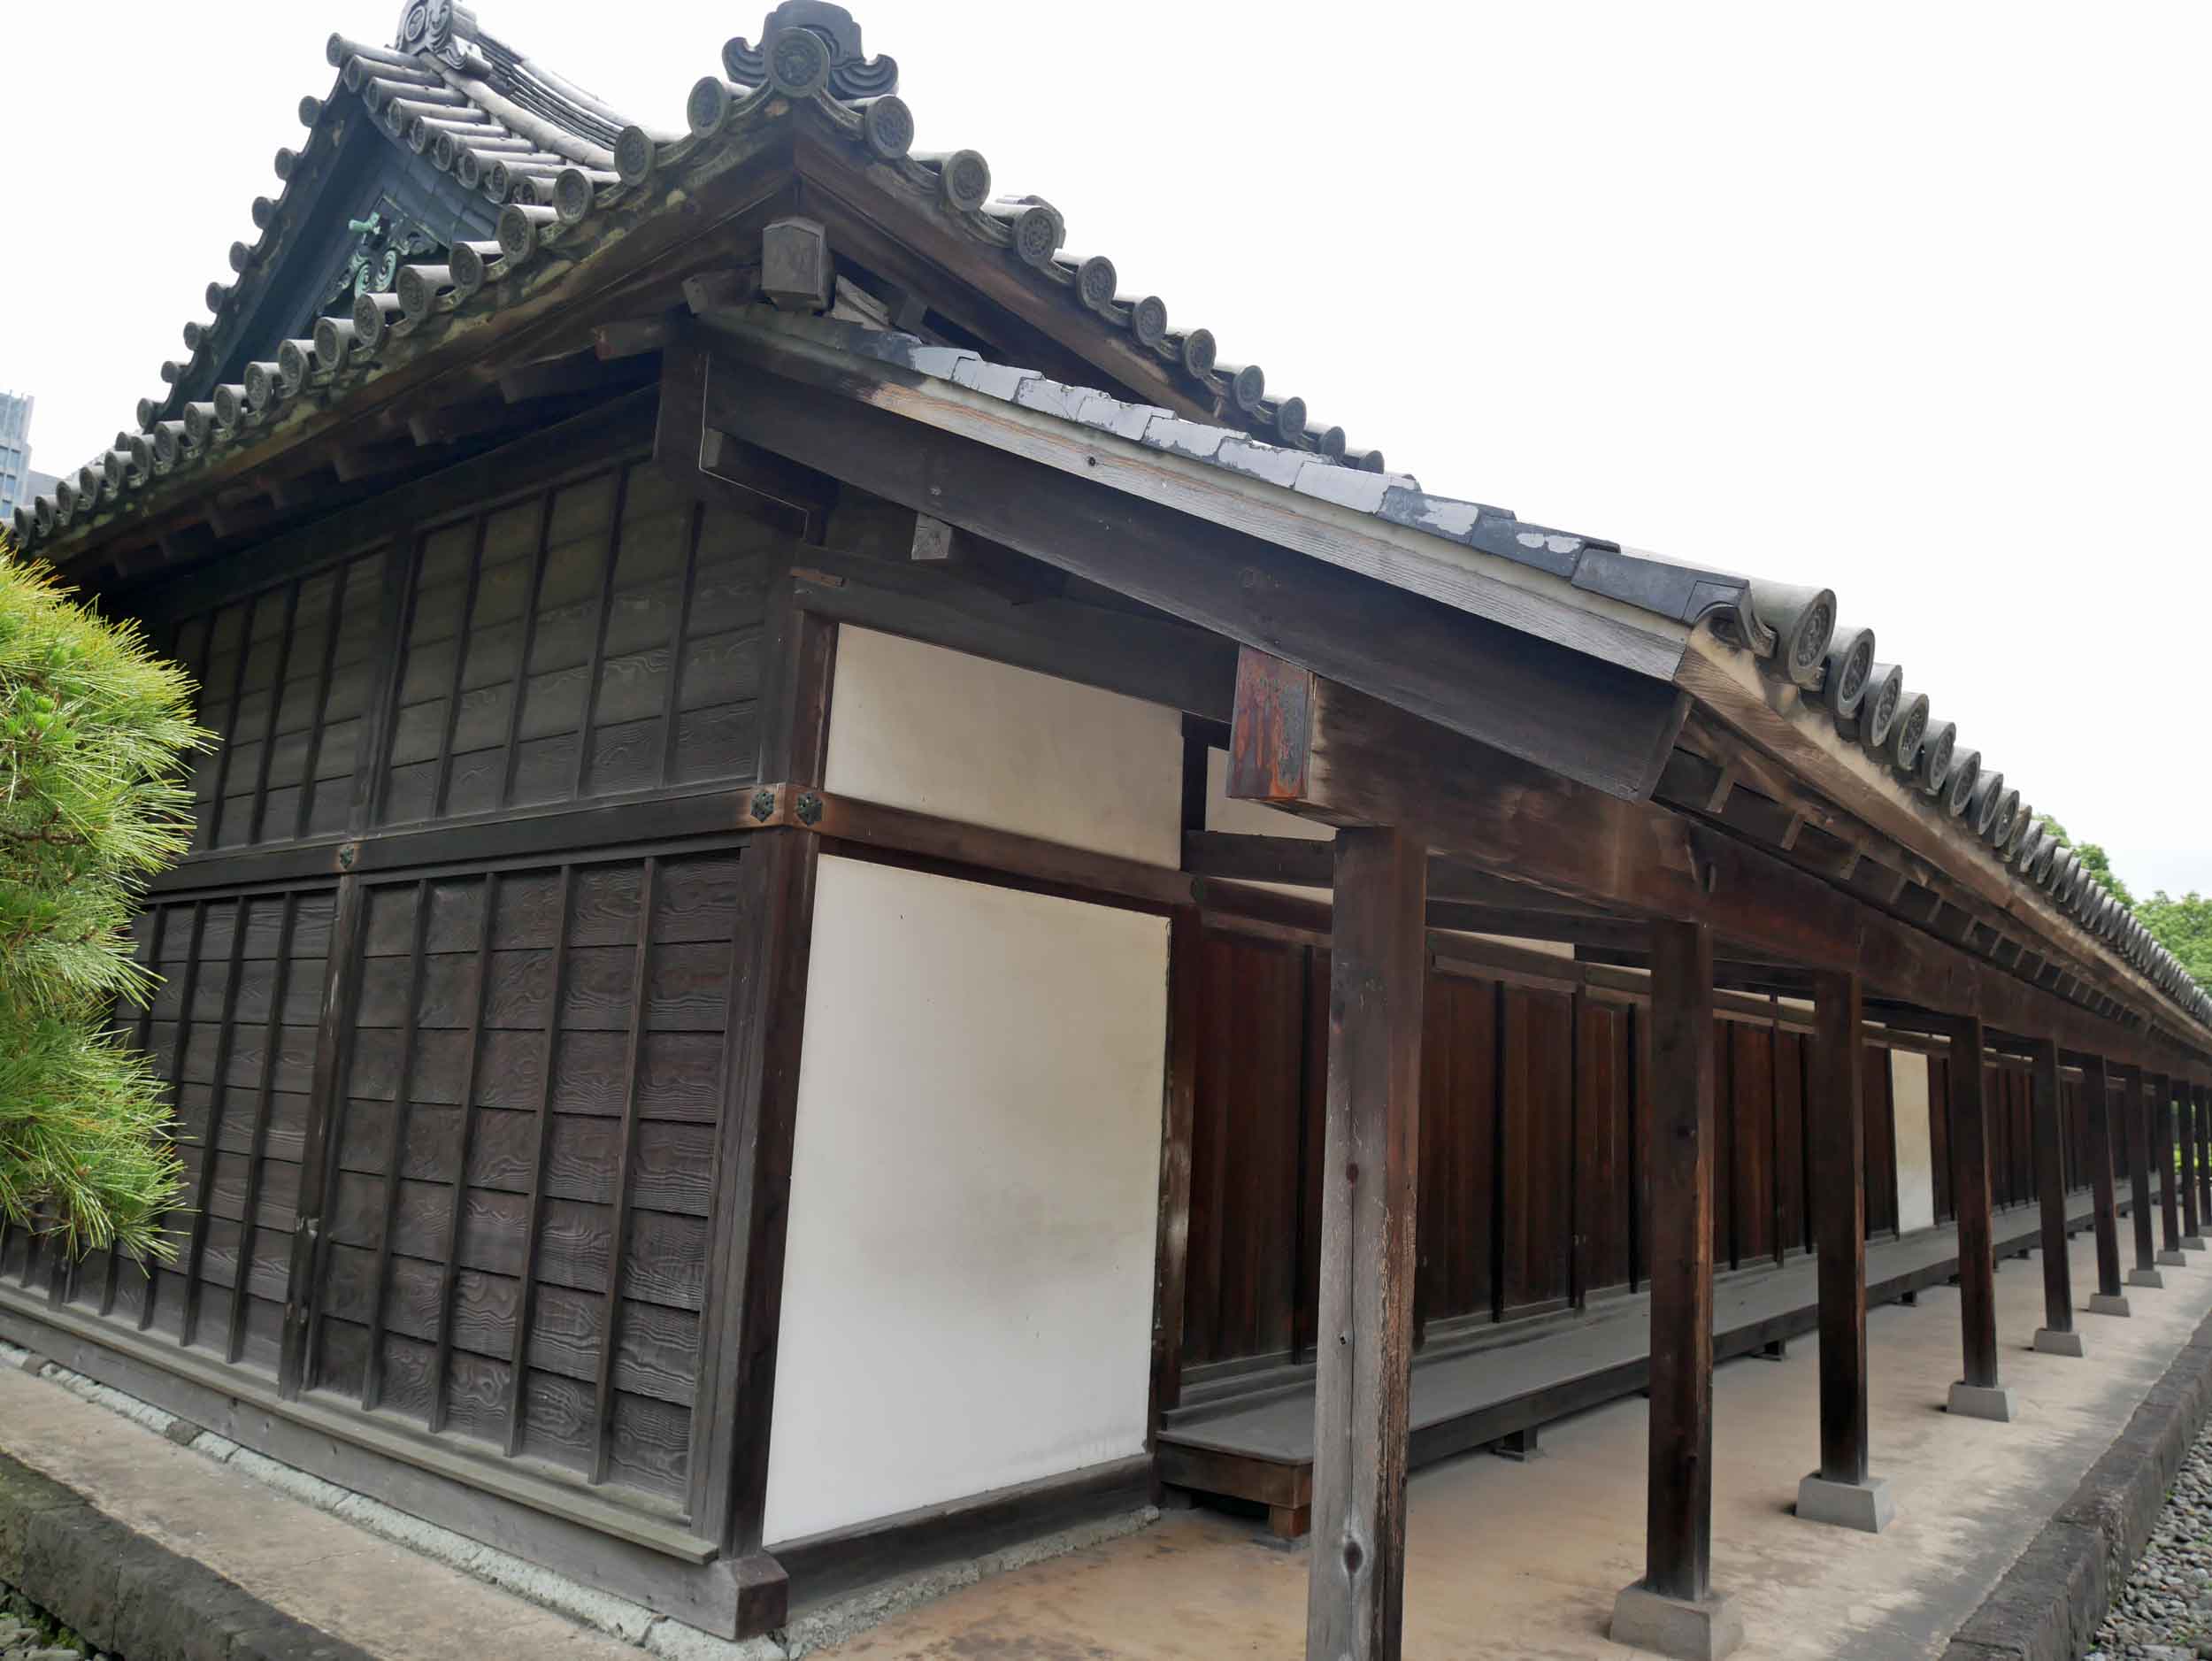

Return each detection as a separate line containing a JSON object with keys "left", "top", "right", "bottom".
{"left": 0, "top": 391, "right": 57, "bottom": 529}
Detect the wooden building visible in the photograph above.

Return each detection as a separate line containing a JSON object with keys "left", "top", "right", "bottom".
{"left": 4, "top": 5, "right": 2209, "bottom": 1656}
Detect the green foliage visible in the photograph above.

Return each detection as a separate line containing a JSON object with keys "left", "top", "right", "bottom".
{"left": 2139, "top": 890, "right": 2212, "bottom": 988}
{"left": 2041, "top": 815, "right": 2206, "bottom": 994}
{"left": 2038, "top": 816, "right": 2136, "bottom": 911}
{"left": 0, "top": 550, "right": 209, "bottom": 1262}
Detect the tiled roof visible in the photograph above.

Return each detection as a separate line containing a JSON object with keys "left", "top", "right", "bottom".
{"left": 12, "top": 1, "right": 2205, "bottom": 1031}
{"left": 710, "top": 304, "right": 2211, "bottom": 1029}
{"left": 16, "top": 1, "right": 1378, "bottom": 565}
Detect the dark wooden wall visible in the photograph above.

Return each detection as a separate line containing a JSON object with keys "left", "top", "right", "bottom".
{"left": 0, "top": 419, "right": 787, "bottom": 1523}
{"left": 1178, "top": 929, "right": 2101, "bottom": 1380}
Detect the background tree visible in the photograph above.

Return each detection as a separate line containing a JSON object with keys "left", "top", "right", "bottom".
{"left": 2040, "top": 814, "right": 2210, "bottom": 994}
{"left": 2039, "top": 815, "right": 2137, "bottom": 911}
{"left": 0, "top": 551, "right": 208, "bottom": 1261}
{"left": 2139, "top": 890, "right": 2212, "bottom": 988}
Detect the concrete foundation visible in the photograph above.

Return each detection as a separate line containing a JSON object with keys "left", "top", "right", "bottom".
{"left": 2088, "top": 1293, "right": 2134, "bottom": 1317}
{"left": 2033, "top": 1327, "right": 2088, "bottom": 1357}
{"left": 2131, "top": 1266, "right": 2167, "bottom": 1288}
{"left": 1947, "top": 1381, "right": 2018, "bottom": 1422}
{"left": 1794, "top": 1473, "right": 1895, "bottom": 1534}
{"left": 2159, "top": 1249, "right": 2190, "bottom": 1267}
{"left": 1609, "top": 1581, "right": 1745, "bottom": 1660}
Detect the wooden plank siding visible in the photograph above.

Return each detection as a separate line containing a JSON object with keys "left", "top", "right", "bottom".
{"left": 0, "top": 411, "right": 792, "bottom": 1561}
{"left": 1178, "top": 945, "right": 2052, "bottom": 1380}
{"left": 60, "top": 888, "right": 334, "bottom": 1369}
{"left": 308, "top": 847, "right": 748, "bottom": 1503}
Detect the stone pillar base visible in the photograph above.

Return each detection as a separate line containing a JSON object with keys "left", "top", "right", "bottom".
{"left": 2129, "top": 1266, "right": 2165, "bottom": 1289}
{"left": 2087, "top": 1293, "right": 2132, "bottom": 1318}
{"left": 2033, "top": 1327, "right": 2086, "bottom": 1357}
{"left": 1795, "top": 1473, "right": 1894, "bottom": 1534}
{"left": 2158, "top": 1249, "right": 2189, "bottom": 1267}
{"left": 1947, "top": 1381, "right": 2017, "bottom": 1422}
{"left": 1610, "top": 1582, "right": 1745, "bottom": 1660}
{"left": 2184, "top": 1236, "right": 2208, "bottom": 1251}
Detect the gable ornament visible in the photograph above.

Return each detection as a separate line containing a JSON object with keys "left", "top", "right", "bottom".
{"left": 724, "top": 2, "right": 898, "bottom": 100}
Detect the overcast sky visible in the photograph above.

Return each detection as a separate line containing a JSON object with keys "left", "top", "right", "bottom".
{"left": 1, "top": 3, "right": 2203, "bottom": 895}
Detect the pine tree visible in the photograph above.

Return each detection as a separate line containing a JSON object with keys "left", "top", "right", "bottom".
{"left": 0, "top": 550, "right": 209, "bottom": 1262}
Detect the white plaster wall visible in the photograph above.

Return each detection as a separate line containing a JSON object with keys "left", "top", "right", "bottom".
{"left": 825, "top": 627, "right": 1184, "bottom": 867}
{"left": 1892, "top": 1048, "right": 1938, "bottom": 1234}
{"left": 762, "top": 856, "right": 1170, "bottom": 1544}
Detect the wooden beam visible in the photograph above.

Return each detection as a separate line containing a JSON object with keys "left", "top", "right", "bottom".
{"left": 701, "top": 326, "right": 1693, "bottom": 802}
{"left": 1636, "top": 921, "right": 1720, "bottom": 1605}
{"left": 497, "top": 350, "right": 611, "bottom": 404}
{"left": 2079, "top": 1053, "right": 2125, "bottom": 1304}
{"left": 1810, "top": 969, "right": 1870, "bottom": 1486}
{"left": 1304, "top": 827, "right": 1427, "bottom": 1661}
{"left": 786, "top": 549, "right": 1237, "bottom": 725}
{"left": 1945, "top": 1014, "right": 2001, "bottom": 1399}
{"left": 595, "top": 315, "right": 680, "bottom": 360}
{"left": 2029, "top": 1038, "right": 2078, "bottom": 1348}
{"left": 1182, "top": 831, "right": 1617, "bottom": 920}
{"left": 1223, "top": 649, "right": 2185, "bottom": 1073}
{"left": 1678, "top": 646, "right": 2209, "bottom": 1051}
{"left": 699, "top": 427, "right": 835, "bottom": 542}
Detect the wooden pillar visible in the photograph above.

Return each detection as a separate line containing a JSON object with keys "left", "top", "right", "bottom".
{"left": 1304, "top": 826, "right": 1427, "bottom": 1661}
{"left": 2078, "top": 1054, "right": 2128, "bottom": 1314}
{"left": 2198, "top": 1082, "right": 2212, "bottom": 1225}
{"left": 1943, "top": 1014, "right": 2011, "bottom": 1419}
{"left": 689, "top": 603, "right": 837, "bottom": 1638}
{"left": 2182, "top": 1085, "right": 2205, "bottom": 1249}
{"left": 2123, "top": 1065, "right": 2160, "bottom": 1286}
{"left": 1609, "top": 921, "right": 1741, "bottom": 1657}
{"left": 2155, "top": 1074, "right": 2185, "bottom": 1263}
{"left": 2028, "top": 1039, "right": 2081, "bottom": 1354}
{"left": 1795, "top": 971, "right": 1892, "bottom": 1531}
{"left": 1148, "top": 905, "right": 1202, "bottom": 1450}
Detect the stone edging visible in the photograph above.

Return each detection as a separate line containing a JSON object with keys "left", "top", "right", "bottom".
{"left": 0, "top": 1445, "right": 375, "bottom": 1661}
{"left": 1945, "top": 1306, "right": 2212, "bottom": 1661}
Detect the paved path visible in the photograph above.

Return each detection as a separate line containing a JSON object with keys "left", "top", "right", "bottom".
{"left": 0, "top": 1357, "right": 638, "bottom": 1660}
{"left": 823, "top": 1227, "right": 2212, "bottom": 1659}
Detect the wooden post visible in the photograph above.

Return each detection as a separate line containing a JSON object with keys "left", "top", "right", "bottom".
{"left": 1795, "top": 971, "right": 1892, "bottom": 1531}
{"left": 687, "top": 603, "right": 838, "bottom": 1639}
{"left": 1148, "top": 906, "right": 1203, "bottom": 1454}
{"left": 1304, "top": 826, "right": 1428, "bottom": 1661}
{"left": 1943, "top": 1014, "right": 2011, "bottom": 1419}
{"left": 1610, "top": 921, "right": 1742, "bottom": 1657}
{"left": 2028, "top": 1039, "right": 2082, "bottom": 1355}
{"left": 2183, "top": 1085, "right": 2205, "bottom": 1250}
{"left": 2199, "top": 1082, "right": 2212, "bottom": 1226}
{"left": 2079, "top": 1054, "right": 2129, "bottom": 1316}
{"left": 2123, "top": 1065, "right": 2161, "bottom": 1287}
{"left": 2155, "top": 1074, "right": 2186, "bottom": 1265}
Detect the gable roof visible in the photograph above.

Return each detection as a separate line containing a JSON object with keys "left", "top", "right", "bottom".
{"left": 15, "top": 0, "right": 1379, "bottom": 566}
{"left": 9, "top": 1, "right": 2207, "bottom": 1038}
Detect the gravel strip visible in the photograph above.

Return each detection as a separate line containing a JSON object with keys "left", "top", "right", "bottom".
{"left": 0, "top": 1583, "right": 112, "bottom": 1660}
{"left": 2090, "top": 1419, "right": 2212, "bottom": 1660}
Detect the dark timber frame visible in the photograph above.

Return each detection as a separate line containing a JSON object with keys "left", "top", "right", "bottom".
{"left": 1640, "top": 921, "right": 1721, "bottom": 1605}
{"left": 0, "top": 58, "right": 2207, "bottom": 1656}
{"left": 1303, "top": 827, "right": 1427, "bottom": 1660}
{"left": 1811, "top": 970, "right": 1870, "bottom": 1485}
